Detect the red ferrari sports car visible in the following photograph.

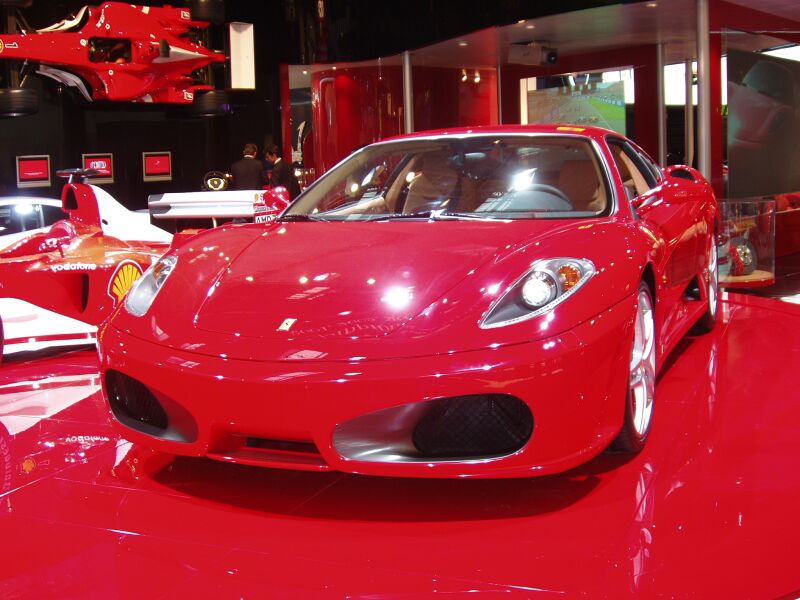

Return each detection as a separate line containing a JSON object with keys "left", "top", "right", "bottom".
{"left": 0, "top": 1, "right": 227, "bottom": 116}
{"left": 98, "top": 125, "right": 719, "bottom": 478}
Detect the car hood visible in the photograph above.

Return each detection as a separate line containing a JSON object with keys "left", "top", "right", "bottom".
{"left": 195, "top": 220, "right": 556, "bottom": 340}
{"left": 110, "top": 218, "right": 645, "bottom": 362}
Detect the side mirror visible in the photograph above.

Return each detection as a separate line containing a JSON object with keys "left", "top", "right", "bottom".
{"left": 665, "top": 165, "right": 698, "bottom": 182}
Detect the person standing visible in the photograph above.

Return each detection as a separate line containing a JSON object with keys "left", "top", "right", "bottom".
{"left": 230, "top": 143, "right": 265, "bottom": 190}
{"left": 265, "top": 144, "right": 301, "bottom": 200}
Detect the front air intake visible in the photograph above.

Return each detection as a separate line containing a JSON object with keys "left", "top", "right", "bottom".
{"left": 105, "top": 370, "right": 168, "bottom": 431}
{"left": 412, "top": 394, "right": 532, "bottom": 458}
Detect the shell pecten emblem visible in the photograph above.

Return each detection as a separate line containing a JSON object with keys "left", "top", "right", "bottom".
{"left": 108, "top": 260, "right": 144, "bottom": 305}
{"left": 0, "top": 40, "right": 4, "bottom": 54}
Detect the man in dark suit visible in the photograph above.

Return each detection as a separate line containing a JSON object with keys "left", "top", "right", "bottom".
{"left": 230, "top": 143, "right": 265, "bottom": 190}
{"left": 265, "top": 144, "right": 301, "bottom": 200}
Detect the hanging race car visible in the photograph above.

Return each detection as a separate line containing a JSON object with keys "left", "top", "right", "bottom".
{"left": 0, "top": 1, "right": 229, "bottom": 117}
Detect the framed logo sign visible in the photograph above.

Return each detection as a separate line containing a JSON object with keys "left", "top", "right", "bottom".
{"left": 82, "top": 153, "right": 114, "bottom": 184}
{"left": 16, "top": 155, "right": 51, "bottom": 188}
{"left": 142, "top": 151, "right": 172, "bottom": 182}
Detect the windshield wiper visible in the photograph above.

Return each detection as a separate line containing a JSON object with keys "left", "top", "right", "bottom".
{"left": 365, "top": 210, "right": 495, "bottom": 222}
{"left": 277, "top": 213, "right": 327, "bottom": 222}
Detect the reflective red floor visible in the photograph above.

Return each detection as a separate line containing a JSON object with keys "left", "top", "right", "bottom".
{"left": 1, "top": 293, "right": 799, "bottom": 598}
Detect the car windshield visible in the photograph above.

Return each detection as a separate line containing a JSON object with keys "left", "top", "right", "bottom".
{"left": 284, "top": 135, "right": 610, "bottom": 221}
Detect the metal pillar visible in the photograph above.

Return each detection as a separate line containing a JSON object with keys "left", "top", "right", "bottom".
{"left": 685, "top": 58, "right": 695, "bottom": 167}
{"left": 656, "top": 43, "right": 666, "bottom": 165}
{"left": 496, "top": 28, "right": 503, "bottom": 124}
{"left": 402, "top": 51, "right": 414, "bottom": 134}
{"left": 696, "top": 0, "right": 712, "bottom": 178}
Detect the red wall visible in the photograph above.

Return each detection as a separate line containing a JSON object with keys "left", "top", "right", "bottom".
{"left": 311, "top": 66, "right": 404, "bottom": 174}
{"left": 308, "top": 65, "right": 498, "bottom": 175}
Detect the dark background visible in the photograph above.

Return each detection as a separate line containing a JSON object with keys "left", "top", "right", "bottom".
{"left": 0, "top": 0, "right": 632, "bottom": 208}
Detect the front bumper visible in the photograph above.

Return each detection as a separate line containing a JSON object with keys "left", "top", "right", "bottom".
{"left": 98, "top": 295, "right": 635, "bottom": 478}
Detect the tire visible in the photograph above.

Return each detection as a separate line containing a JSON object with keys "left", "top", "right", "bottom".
{"left": 193, "top": 89, "right": 229, "bottom": 117}
{"left": 187, "top": 0, "right": 224, "bottom": 24}
{"left": 612, "top": 282, "right": 656, "bottom": 453}
{"left": 694, "top": 235, "right": 719, "bottom": 333}
{"left": 0, "top": 88, "right": 39, "bottom": 117}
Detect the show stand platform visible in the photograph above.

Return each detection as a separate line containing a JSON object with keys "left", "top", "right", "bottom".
{"left": 1, "top": 294, "right": 798, "bottom": 598}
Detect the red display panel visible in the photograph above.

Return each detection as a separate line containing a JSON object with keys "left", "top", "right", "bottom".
{"left": 16, "top": 155, "right": 51, "bottom": 188}
{"left": 142, "top": 151, "right": 172, "bottom": 182}
{"left": 82, "top": 153, "right": 114, "bottom": 184}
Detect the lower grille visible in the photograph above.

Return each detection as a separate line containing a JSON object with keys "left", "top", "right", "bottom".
{"left": 105, "top": 370, "right": 168, "bottom": 431}
{"left": 412, "top": 394, "right": 532, "bottom": 458}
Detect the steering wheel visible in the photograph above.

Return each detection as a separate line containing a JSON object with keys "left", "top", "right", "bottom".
{"left": 524, "top": 183, "right": 571, "bottom": 205}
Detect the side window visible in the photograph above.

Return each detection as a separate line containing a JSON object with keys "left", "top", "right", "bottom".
{"left": 635, "top": 148, "right": 663, "bottom": 183}
{"left": 41, "top": 204, "right": 68, "bottom": 226}
{"left": 607, "top": 139, "right": 656, "bottom": 200}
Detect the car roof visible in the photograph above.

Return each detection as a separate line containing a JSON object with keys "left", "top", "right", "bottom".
{"left": 380, "top": 124, "right": 615, "bottom": 144}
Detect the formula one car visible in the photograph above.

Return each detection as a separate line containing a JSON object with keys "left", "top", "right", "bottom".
{"left": 0, "top": 168, "right": 172, "bottom": 357}
{"left": 99, "top": 125, "right": 719, "bottom": 479}
{"left": 0, "top": 196, "right": 66, "bottom": 249}
{"left": 0, "top": 170, "right": 289, "bottom": 358}
{"left": 0, "top": 1, "right": 228, "bottom": 117}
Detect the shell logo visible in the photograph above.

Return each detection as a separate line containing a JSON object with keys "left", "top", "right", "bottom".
{"left": 0, "top": 40, "right": 4, "bottom": 54}
{"left": 108, "top": 260, "right": 144, "bottom": 305}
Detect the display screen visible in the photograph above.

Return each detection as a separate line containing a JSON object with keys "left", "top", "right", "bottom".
{"left": 142, "top": 152, "right": 172, "bottom": 182}
{"left": 82, "top": 153, "right": 114, "bottom": 183}
{"left": 526, "top": 80, "right": 626, "bottom": 134}
{"left": 16, "top": 155, "right": 51, "bottom": 188}
{"left": 18, "top": 158, "right": 49, "bottom": 181}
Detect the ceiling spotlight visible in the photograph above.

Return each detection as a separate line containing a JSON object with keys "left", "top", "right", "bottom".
{"left": 474, "top": 70, "right": 481, "bottom": 83}
{"left": 461, "top": 69, "right": 468, "bottom": 82}
{"left": 458, "top": 41, "right": 468, "bottom": 47}
{"left": 646, "top": 2, "right": 658, "bottom": 6}
{"left": 525, "top": 24, "right": 535, "bottom": 30}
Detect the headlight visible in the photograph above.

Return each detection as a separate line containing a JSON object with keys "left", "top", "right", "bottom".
{"left": 481, "top": 258, "right": 595, "bottom": 328}
{"left": 125, "top": 255, "right": 177, "bottom": 317}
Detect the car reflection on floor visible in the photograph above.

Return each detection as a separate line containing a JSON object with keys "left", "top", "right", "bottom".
{"left": 0, "top": 293, "right": 799, "bottom": 598}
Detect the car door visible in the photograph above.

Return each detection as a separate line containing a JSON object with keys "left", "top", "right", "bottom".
{"left": 607, "top": 138, "right": 700, "bottom": 344}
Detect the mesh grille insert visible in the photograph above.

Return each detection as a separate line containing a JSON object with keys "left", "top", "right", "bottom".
{"left": 412, "top": 394, "right": 532, "bottom": 458}
{"left": 106, "top": 370, "right": 168, "bottom": 431}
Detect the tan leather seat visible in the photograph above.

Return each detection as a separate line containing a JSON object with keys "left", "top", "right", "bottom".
{"left": 403, "top": 153, "right": 457, "bottom": 213}
{"left": 557, "top": 160, "right": 606, "bottom": 212}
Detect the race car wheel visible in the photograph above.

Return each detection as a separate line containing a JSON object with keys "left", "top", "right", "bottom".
{"left": 0, "top": 88, "right": 39, "bottom": 117}
{"left": 694, "top": 235, "right": 719, "bottom": 333}
{"left": 188, "top": 0, "right": 224, "bottom": 24}
{"left": 193, "top": 90, "right": 229, "bottom": 117}
{"left": 612, "top": 282, "right": 656, "bottom": 453}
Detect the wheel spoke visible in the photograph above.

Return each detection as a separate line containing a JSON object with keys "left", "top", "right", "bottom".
{"left": 629, "top": 289, "right": 656, "bottom": 437}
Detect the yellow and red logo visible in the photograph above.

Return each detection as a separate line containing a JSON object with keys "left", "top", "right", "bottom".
{"left": 0, "top": 40, "right": 4, "bottom": 54}
{"left": 108, "top": 260, "right": 144, "bottom": 306}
